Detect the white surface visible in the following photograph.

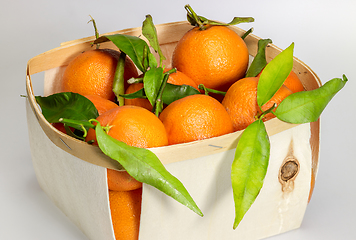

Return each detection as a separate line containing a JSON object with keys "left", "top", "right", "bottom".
{"left": 1, "top": 0, "right": 355, "bottom": 239}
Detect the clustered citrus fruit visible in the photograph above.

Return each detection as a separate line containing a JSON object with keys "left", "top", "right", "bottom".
{"left": 55, "top": 11, "right": 305, "bottom": 240}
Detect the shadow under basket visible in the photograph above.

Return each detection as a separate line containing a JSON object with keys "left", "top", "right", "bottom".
{"left": 26, "top": 21, "right": 321, "bottom": 240}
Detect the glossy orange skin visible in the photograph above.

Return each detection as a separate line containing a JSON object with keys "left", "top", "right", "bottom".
{"left": 159, "top": 94, "right": 234, "bottom": 145}
{"left": 109, "top": 189, "right": 142, "bottom": 240}
{"left": 172, "top": 25, "right": 249, "bottom": 92}
{"left": 61, "top": 49, "right": 138, "bottom": 101}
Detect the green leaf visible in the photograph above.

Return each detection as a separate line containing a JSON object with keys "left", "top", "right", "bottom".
{"left": 142, "top": 15, "right": 166, "bottom": 66}
{"left": 120, "top": 88, "right": 146, "bottom": 100}
{"left": 35, "top": 92, "right": 99, "bottom": 130}
{"left": 231, "top": 119, "right": 270, "bottom": 229}
{"left": 275, "top": 75, "right": 348, "bottom": 123}
{"left": 95, "top": 34, "right": 150, "bottom": 73}
{"left": 206, "top": 16, "right": 255, "bottom": 26}
{"left": 95, "top": 121, "right": 203, "bottom": 217}
{"left": 245, "top": 39, "right": 272, "bottom": 77}
{"left": 143, "top": 67, "right": 164, "bottom": 106}
{"left": 162, "top": 83, "right": 201, "bottom": 105}
{"left": 120, "top": 82, "right": 200, "bottom": 105}
{"left": 257, "top": 43, "right": 294, "bottom": 107}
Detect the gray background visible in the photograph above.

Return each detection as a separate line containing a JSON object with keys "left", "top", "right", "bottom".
{"left": 1, "top": 0, "right": 355, "bottom": 239}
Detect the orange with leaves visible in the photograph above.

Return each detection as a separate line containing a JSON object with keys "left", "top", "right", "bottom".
{"left": 172, "top": 25, "right": 249, "bottom": 92}
{"left": 222, "top": 77, "right": 293, "bottom": 131}
{"left": 61, "top": 49, "right": 138, "bottom": 101}
{"left": 52, "top": 94, "right": 119, "bottom": 134}
{"left": 86, "top": 105, "right": 168, "bottom": 191}
{"left": 159, "top": 94, "right": 234, "bottom": 145}
{"left": 109, "top": 189, "right": 142, "bottom": 240}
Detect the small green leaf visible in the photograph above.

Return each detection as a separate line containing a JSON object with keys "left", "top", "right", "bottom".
{"left": 245, "top": 39, "right": 272, "bottom": 78}
{"left": 275, "top": 75, "right": 348, "bottom": 123}
{"left": 143, "top": 67, "right": 164, "bottom": 106}
{"left": 95, "top": 34, "right": 150, "bottom": 73}
{"left": 257, "top": 43, "right": 294, "bottom": 107}
{"left": 208, "top": 16, "right": 255, "bottom": 26}
{"left": 35, "top": 92, "right": 98, "bottom": 130}
{"left": 120, "top": 88, "right": 146, "bottom": 100}
{"left": 232, "top": 119, "right": 270, "bottom": 229}
{"left": 95, "top": 122, "right": 203, "bottom": 217}
{"left": 142, "top": 15, "right": 166, "bottom": 66}
{"left": 162, "top": 83, "right": 201, "bottom": 105}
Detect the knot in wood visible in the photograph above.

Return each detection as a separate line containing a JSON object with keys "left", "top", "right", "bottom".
{"left": 280, "top": 160, "right": 299, "bottom": 182}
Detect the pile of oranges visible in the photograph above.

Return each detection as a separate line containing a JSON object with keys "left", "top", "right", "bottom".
{"left": 54, "top": 10, "right": 305, "bottom": 240}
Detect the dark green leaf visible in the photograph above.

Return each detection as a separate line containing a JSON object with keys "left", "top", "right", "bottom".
{"left": 35, "top": 92, "right": 98, "bottom": 130}
{"left": 119, "top": 82, "right": 200, "bottom": 105}
{"left": 95, "top": 34, "right": 149, "bottom": 73}
{"left": 144, "top": 67, "right": 164, "bottom": 106}
{"left": 95, "top": 122, "right": 203, "bottom": 217}
{"left": 142, "top": 15, "right": 166, "bottom": 66}
{"left": 275, "top": 75, "right": 348, "bottom": 123}
{"left": 257, "top": 43, "right": 294, "bottom": 107}
{"left": 162, "top": 83, "right": 201, "bottom": 105}
{"left": 245, "top": 39, "right": 272, "bottom": 77}
{"left": 120, "top": 88, "right": 146, "bottom": 100}
{"left": 231, "top": 119, "right": 270, "bottom": 229}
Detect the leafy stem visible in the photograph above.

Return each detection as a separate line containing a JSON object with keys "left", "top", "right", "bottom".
{"left": 152, "top": 69, "right": 175, "bottom": 116}
{"left": 185, "top": 4, "right": 254, "bottom": 30}
{"left": 88, "top": 15, "right": 100, "bottom": 49}
{"left": 255, "top": 103, "right": 277, "bottom": 120}
{"left": 198, "top": 84, "right": 226, "bottom": 96}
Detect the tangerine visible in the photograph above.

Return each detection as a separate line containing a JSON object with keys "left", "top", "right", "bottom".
{"left": 124, "top": 83, "right": 153, "bottom": 111}
{"left": 222, "top": 77, "right": 293, "bottom": 131}
{"left": 284, "top": 70, "right": 304, "bottom": 93}
{"left": 159, "top": 94, "right": 234, "bottom": 145}
{"left": 109, "top": 189, "right": 142, "bottom": 240}
{"left": 86, "top": 105, "right": 168, "bottom": 148}
{"left": 86, "top": 105, "right": 167, "bottom": 191}
{"left": 61, "top": 49, "right": 138, "bottom": 101}
{"left": 257, "top": 69, "right": 304, "bottom": 93}
{"left": 84, "top": 94, "right": 119, "bottom": 115}
{"left": 172, "top": 25, "right": 249, "bottom": 92}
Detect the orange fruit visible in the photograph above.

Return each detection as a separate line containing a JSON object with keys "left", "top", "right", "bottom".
{"left": 222, "top": 77, "right": 293, "bottom": 131}
{"left": 159, "top": 94, "right": 234, "bottom": 145}
{"left": 164, "top": 68, "right": 199, "bottom": 89}
{"left": 124, "top": 83, "right": 153, "bottom": 111}
{"left": 124, "top": 69, "right": 199, "bottom": 111}
{"left": 84, "top": 94, "right": 119, "bottom": 115}
{"left": 284, "top": 70, "right": 304, "bottom": 93}
{"left": 109, "top": 189, "right": 142, "bottom": 240}
{"left": 257, "top": 70, "right": 304, "bottom": 93}
{"left": 86, "top": 105, "right": 168, "bottom": 148}
{"left": 61, "top": 49, "right": 138, "bottom": 101}
{"left": 172, "top": 25, "right": 249, "bottom": 92}
{"left": 107, "top": 169, "right": 142, "bottom": 191}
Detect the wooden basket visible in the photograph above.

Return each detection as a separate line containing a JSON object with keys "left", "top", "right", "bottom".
{"left": 26, "top": 21, "right": 321, "bottom": 240}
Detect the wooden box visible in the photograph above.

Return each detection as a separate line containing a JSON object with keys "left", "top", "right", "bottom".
{"left": 26, "top": 21, "right": 321, "bottom": 240}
